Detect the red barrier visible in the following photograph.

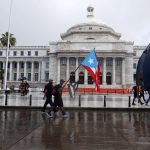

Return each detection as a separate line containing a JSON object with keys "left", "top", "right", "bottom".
{"left": 63, "top": 87, "right": 130, "bottom": 94}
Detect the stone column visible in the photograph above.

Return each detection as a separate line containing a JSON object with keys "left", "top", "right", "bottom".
{"left": 57, "top": 58, "right": 60, "bottom": 83}
{"left": 9, "top": 61, "right": 12, "bottom": 81}
{"left": 17, "top": 62, "right": 19, "bottom": 80}
{"left": 122, "top": 58, "right": 125, "bottom": 85}
{"left": 102, "top": 58, "right": 106, "bottom": 86}
{"left": 84, "top": 70, "right": 88, "bottom": 85}
{"left": 75, "top": 57, "right": 79, "bottom": 81}
{"left": 66, "top": 57, "right": 69, "bottom": 81}
{"left": 31, "top": 62, "right": 34, "bottom": 82}
{"left": 24, "top": 61, "right": 27, "bottom": 78}
{"left": 38, "top": 62, "right": 41, "bottom": 82}
{"left": 112, "top": 57, "right": 116, "bottom": 85}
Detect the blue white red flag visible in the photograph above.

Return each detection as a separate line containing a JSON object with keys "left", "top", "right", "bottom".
{"left": 81, "top": 50, "right": 100, "bottom": 92}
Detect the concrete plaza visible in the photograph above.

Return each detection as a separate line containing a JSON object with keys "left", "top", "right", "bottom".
{"left": 0, "top": 91, "right": 150, "bottom": 150}
{"left": 0, "top": 109, "right": 150, "bottom": 150}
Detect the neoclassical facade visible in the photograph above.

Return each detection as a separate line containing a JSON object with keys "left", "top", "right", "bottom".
{"left": 0, "top": 6, "right": 146, "bottom": 88}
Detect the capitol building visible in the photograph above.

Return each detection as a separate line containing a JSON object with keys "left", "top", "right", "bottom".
{"left": 0, "top": 6, "right": 146, "bottom": 89}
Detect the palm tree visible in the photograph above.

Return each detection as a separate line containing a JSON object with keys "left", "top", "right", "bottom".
{"left": 0, "top": 32, "right": 16, "bottom": 47}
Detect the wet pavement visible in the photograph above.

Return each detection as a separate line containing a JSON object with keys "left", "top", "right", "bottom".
{"left": 0, "top": 109, "right": 150, "bottom": 150}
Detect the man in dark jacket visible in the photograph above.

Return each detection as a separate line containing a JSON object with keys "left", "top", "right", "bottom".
{"left": 41, "top": 79, "right": 53, "bottom": 113}
{"left": 47, "top": 79, "right": 69, "bottom": 118}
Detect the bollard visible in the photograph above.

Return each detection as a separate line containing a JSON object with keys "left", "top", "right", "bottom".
{"left": 5, "top": 92, "right": 8, "bottom": 106}
{"left": 104, "top": 95, "right": 106, "bottom": 107}
{"left": 79, "top": 94, "right": 81, "bottom": 107}
{"left": 128, "top": 96, "right": 131, "bottom": 107}
{"left": 29, "top": 94, "right": 32, "bottom": 106}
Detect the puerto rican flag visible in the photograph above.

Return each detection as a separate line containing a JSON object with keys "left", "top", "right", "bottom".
{"left": 81, "top": 50, "right": 100, "bottom": 92}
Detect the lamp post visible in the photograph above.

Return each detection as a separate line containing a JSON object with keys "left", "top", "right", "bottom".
{"left": 3, "top": 0, "right": 13, "bottom": 90}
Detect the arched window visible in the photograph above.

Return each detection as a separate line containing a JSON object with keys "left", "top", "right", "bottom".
{"left": 79, "top": 71, "right": 84, "bottom": 84}
{"left": 70, "top": 72, "right": 75, "bottom": 83}
{"left": 60, "top": 57, "right": 67, "bottom": 65}
{"left": 88, "top": 74, "right": 93, "bottom": 84}
{"left": 106, "top": 72, "right": 112, "bottom": 85}
{"left": 100, "top": 72, "right": 103, "bottom": 85}
{"left": 69, "top": 57, "right": 76, "bottom": 66}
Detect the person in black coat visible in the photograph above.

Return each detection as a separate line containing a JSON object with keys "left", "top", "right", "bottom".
{"left": 41, "top": 79, "right": 53, "bottom": 113}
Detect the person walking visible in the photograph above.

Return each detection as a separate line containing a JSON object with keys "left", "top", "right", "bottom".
{"left": 41, "top": 79, "right": 54, "bottom": 113}
{"left": 47, "top": 79, "right": 69, "bottom": 118}
{"left": 132, "top": 85, "right": 144, "bottom": 105}
{"left": 139, "top": 86, "right": 146, "bottom": 103}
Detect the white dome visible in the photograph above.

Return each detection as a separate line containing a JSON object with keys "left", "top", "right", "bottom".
{"left": 61, "top": 6, "right": 121, "bottom": 41}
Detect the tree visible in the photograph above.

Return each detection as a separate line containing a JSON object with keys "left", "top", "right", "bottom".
{"left": 0, "top": 32, "right": 16, "bottom": 47}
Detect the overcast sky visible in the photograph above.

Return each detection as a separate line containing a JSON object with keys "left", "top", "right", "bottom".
{"left": 0, "top": 0, "right": 150, "bottom": 46}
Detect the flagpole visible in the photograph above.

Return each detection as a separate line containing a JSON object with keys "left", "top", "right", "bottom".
{"left": 63, "top": 64, "right": 81, "bottom": 88}
{"left": 4, "top": 0, "right": 13, "bottom": 90}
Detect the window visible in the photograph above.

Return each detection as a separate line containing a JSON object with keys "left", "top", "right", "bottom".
{"left": 35, "top": 51, "right": 38, "bottom": 56}
{"left": 106, "top": 72, "right": 112, "bottom": 85}
{"left": 89, "top": 27, "right": 92, "bottom": 30}
{"left": 116, "top": 58, "right": 122, "bottom": 66}
{"left": 20, "top": 51, "right": 24, "bottom": 56}
{"left": 60, "top": 57, "right": 67, "bottom": 65}
{"left": 133, "top": 74, "right": 136, "bottom": 81}
{"left": 133, "top": 63, "right": 136, "bottom": 69}
{"left": 46, "top": 62, "right": 49, "bottom": 68}
{"left": 106, "top": 58, "right": 112, "bottom": 66}
{"left": 27, "top": 62, "right": 31, "bottom": 69}
{"left": 35, "top": 73, "right": 38, "bottom": 81}
{"left": 20, "top": 62, "right": 24, "bottom": 69}
{"left": 20, "top": 73, "right": 24, "bottom": 78}
{"left": 13, "top": 51, "right": 17, "bottom": 56}
{"left": 45, "top": 72, "right": 49, "bottom": 81}
{"left": 13, "top": 62, "right": 17, "bottom": 68}
{"left": 88, "top": 74, "right": 93, "bottom": 84}
{"left": 79, "top": 57, "right": 84, "bottom": 64}
{"left": 34, "top": 62, "right": 39, "bottom": 69}
{"left": 79, "top": 72, "right": 84, "bottom": 84}
{"left": 0, "top": 51, "right": 2, "bottom": 56}
{"left": 28, "top": 73, "right": 31, "bottom": 81}
{"left": 69, "top": 58, "right": 76, "bottom": 66}
{"left": 28, "top": 51, "right": 31, "bottom": 56}
{"left": 14, "top": 73, "right": 17, "bottom": 81}
{"left": 8, "top": 62, "right": 10, "bottom": 68}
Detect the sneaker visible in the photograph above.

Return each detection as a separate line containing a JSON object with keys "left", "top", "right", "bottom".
{"left": 132, "top": 103, "right": 136, "bottom": 105}
{"left": 47, "top": 112, "right": 53, "bottom": 118}
{"left": 63, "top": 112, "right": 69, "bottom": 118}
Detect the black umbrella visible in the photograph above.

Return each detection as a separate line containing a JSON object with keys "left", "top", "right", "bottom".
{"left": 136, "top": 43, "right": 150, "bottom": 91}
{"left": 18, "top": 77, "right": 28, "bottom": 81}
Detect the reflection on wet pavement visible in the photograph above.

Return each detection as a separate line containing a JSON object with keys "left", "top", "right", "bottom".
{"left": 0, "top": 109, "right": 150, "bottom": 150}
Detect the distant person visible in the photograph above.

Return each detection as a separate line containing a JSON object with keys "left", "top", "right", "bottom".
{"left": 41, "top": 79, "right": 53, "bottom": 113}
{"left": 132, "top": 85, "right": 144, "bottom": 105}
{"left": 19, "top": 80, "right": 25, "bottom": 96}
{"left": 24, "top": 81, "right": 30, "bottom": 95}
{"left": 138, "top": 86, "right": 146, "bottom": 103}
{"left": 47, "top": 79, "right": 69, "bottom": 118}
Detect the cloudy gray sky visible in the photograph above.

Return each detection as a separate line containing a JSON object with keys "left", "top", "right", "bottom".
{"left": 0, "top": 0, "right": 150, "bottom": 46}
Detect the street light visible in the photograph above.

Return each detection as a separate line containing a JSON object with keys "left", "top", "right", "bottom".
{"left": 3, "top": 0, "right": 13, "bottom": 90}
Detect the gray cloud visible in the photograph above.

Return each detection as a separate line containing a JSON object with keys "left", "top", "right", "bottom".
{"left": 0, "top": 0, "right": 150, "bottom": 46}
